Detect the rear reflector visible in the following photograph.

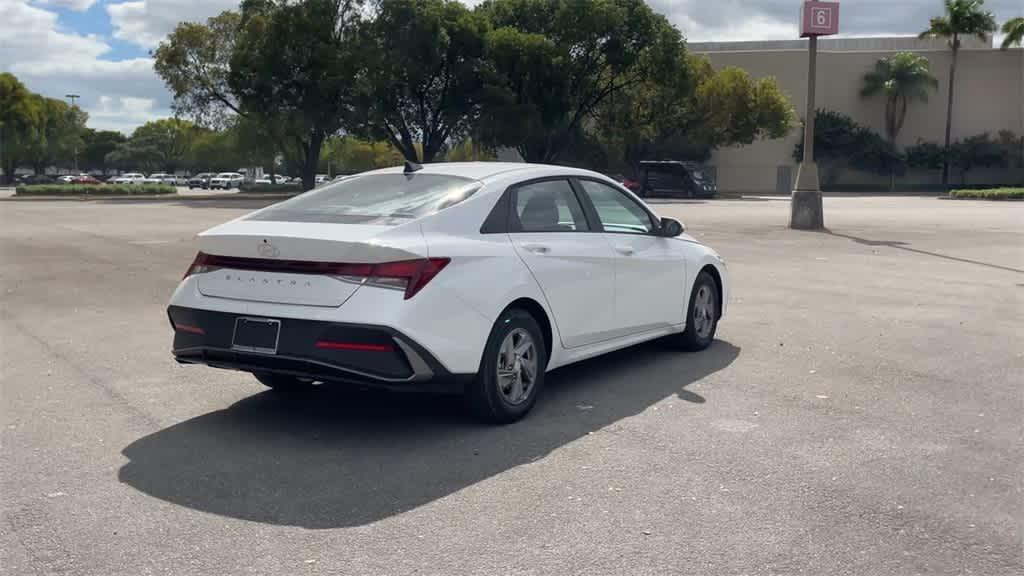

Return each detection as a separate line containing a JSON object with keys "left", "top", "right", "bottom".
{"left": 174, "top": 323, "right": 205, "bottom": 335}
{"left": 315, "top": 341, "right": 393, "bottom": 352}
{"left": 182, "top": 252, "right": 449, "bottom": 299}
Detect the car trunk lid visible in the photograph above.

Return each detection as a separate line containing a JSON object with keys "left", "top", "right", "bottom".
{"left": 194, "top": 220, "right": 426, "bottom": 307}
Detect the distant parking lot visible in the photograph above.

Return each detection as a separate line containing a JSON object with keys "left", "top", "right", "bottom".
{"left": 1, "top": 196, "right": 1020, "bottom": 575}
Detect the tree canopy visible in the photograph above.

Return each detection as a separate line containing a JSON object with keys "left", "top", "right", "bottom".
{"left": 1001, "top": 16, "right": 1024, "bottom": 49}
{"left": 353, "top": 0, "right": 489, "bottom": 163}
{"left": 861, "top": 52, "right": 937, "bottom": 142}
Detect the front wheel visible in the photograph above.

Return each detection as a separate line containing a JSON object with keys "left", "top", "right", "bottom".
{"left": 673, "top": 271, "right": 720, "bottom": 351}
{"left": 466, "top": 309, "right": 547, "bottom": 424}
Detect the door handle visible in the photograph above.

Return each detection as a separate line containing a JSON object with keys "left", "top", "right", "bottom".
{"left": 614, "top": 245, "right": 635, "bottom": 256}
{"left": 522, "top": 243, "right": 550, "bottom": 255}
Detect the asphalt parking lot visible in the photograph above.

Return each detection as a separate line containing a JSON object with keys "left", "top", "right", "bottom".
{"left": 1, "top": 196, "right": 1021, "bottom": 576}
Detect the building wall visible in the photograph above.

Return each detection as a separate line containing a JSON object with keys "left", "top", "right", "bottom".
{"left": 692, "top": 40, "right": 1024, "bottom": 192}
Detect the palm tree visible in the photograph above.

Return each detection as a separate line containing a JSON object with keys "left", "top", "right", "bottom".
{"left": 919, "top": 0, "right": 997, "bottom": 186}
{"left": 1001, "top": 17, "right": 1024, "bottom": 49}
{"left": 861, "top": 52, "right": 938, "bottom": 190}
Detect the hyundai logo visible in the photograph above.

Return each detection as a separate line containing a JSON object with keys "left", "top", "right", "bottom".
{"left": 257, "top": 240, "right": 280, "bottom": 258}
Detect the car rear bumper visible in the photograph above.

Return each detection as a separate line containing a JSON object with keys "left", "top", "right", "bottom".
{"left": 168, "top": 305, "right": 469, "bottom": 393}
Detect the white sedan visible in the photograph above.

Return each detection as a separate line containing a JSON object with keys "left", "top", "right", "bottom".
{"left": 111, "top": 172, "right": 146, "bottom": 184}
{"left": 167, "top": 162, "right": 728, "bottom": 423}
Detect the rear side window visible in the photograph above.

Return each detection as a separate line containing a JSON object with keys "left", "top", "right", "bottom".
{"left": 249, "top": 173, "right": 480, "bottom": 224}
{"left": 512, "top": 179, "right": 589, "bottom": 232}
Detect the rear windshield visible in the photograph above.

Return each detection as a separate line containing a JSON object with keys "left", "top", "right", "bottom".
{"left": 249, "top": 173, "right": 480, "bottom": 224}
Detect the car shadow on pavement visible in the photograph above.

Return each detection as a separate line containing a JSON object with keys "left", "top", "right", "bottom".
{"left": 118, "top": 339, "right": 739, "bottom": 529}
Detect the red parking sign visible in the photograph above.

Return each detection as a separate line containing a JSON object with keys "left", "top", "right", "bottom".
{"left": 801, "top": 1, "right": 839, "bottom": 37}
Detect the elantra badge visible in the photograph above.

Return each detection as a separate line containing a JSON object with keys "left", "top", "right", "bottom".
{"left": 258, "top": 239, "right": 280, "bottom": 258}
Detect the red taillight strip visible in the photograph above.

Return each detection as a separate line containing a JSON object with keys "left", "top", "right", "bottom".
{"left": 315, "top": 341, "right": 394, "bottom": 352}
{"left": 175, "top": 324, "right": 206, "bottom": 335}
{"left": 182, "top": 252, "right": 450, "bottom": 300}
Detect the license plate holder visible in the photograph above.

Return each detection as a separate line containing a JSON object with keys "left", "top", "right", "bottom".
{"left": 232, "top": 317, "right": 280, "bottom": 354}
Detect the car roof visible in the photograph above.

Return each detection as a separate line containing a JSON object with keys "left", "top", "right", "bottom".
{"left": 365, "top": 162, "right": 605, "bottom": 182}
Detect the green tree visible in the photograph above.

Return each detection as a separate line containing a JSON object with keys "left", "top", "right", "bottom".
{"left": 476, "top": 0, "right": 681, "bottom": 162}
{"left": 860, "top": 52, "right": 937, "bottom": 190}
{"left": 861, "top": 52, "right": 938, "bottom": 143}
{"left": 153, "top": 11, "right": 245, "bottom": 127}
{"left": 129, "top": 118, "right": 199, "bottom": 172}
{"left": 1001, "top": 17, "right": 1024, "bottom": 49}
{"left": 354, "top": 0, "right": 488, "bottom": 162}
{"left": 793, "top": 110, "right": 903, "bottom": 187}
{"left": 919, "top": 0, "right": 997, "bottom": 186}
{"left": 229, "top": 0, "right": 365, "bottom": 190}
{"left": 444, "top": 138, "right": 496, "bottom": 162}
{"left": 80, "top": 129, "right": 127, "bottom": 173}
{"left": 0, "top": 73, "right": 41, "bottom": 184}
{"left": 23, "top": 96, "right": 88, "bottom": 174}
{"left": 187, "top": 129, "right": 239, "bottom": 173}
{"left": 321, "top": 136, "right": 405, "bottom": 173}
{"left": 949, "top": 133, "right": 1005, "bottom": 183}
{"left": 596, "top": 52, "right": 794, "bottom": 176}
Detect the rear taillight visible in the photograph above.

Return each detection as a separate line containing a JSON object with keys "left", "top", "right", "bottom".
{"left": 181, "top": 252, "right": 449, "bottom": 300}
{"left": 333, "top": 258, "right": 450, "bottom": 300}
{"left": 183, "top": 252, "right": 219, "bottom": 279}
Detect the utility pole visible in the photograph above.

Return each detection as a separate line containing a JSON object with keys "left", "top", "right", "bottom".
{"left": 65, "top": 94, "right": 81, "bottom": 173}
{"left": 791, "top": 2, "right": 839, "bottom": 230}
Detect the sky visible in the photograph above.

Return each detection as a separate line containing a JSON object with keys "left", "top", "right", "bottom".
{"left": 1, "top": 0, "right": 1020, "bottom": 133}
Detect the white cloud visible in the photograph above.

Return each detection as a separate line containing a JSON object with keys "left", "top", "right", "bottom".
{"left": 32, "top": 0, "right": 97, "bottom": 11}
{"left": 0, "top": 1, "right": 170, "bottom": 132}
{"left": 107, "top": 0, "right": 239, "bottom": 49}
{"left": 89, "top": 95, "right": 161, "bottom": 132}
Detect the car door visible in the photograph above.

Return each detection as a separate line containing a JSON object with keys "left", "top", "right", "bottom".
{"left": 506, "top": 178, "right": 617, "bottom": 349}
{"left": 575, "top": 178, "right": 688, "bottom": 335}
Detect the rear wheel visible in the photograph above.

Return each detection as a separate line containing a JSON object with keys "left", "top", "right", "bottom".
{"left": 466, "top": 309, "right": 546, "bottom": 424}
{"left": 254, "top": 373, "right": 314, "bottom": 394}
{"left": 674, "top": 271, "right": 719, "bottom": 351}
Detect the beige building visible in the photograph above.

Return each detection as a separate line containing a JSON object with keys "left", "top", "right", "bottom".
{"left": 691, "top": 37, "right": 1024, "bottom": 193}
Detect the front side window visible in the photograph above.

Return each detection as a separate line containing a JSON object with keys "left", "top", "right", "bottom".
{"left": 249, "top": 173, "right": 480, "bottom": 224}
{"left": 512, "top": 179, "right": 589, "bottom": 232}
{"left": 578, "top": 179, "right": 656, "bottom": 234}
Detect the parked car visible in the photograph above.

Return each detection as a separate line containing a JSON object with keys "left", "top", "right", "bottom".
{"left": 19, "top": 174, "right": 56, "bottom": 185}
{"left": 314, "top": 174, "right": 330, "bottom": 187}
{"left": 72, "top": 175, "right": 102, "bottom": 185}
{"left": 188, "top": 173, "right": 214, "bottom": 189}
{"left": 168, "top": 162, "right": 728, "bottom": 423}
{"left": 143, "top": 173, "right": 170, "bottom": 184}
{"left": 636, "top": 161, "right": 717, "bottom": 198}
{"left": 208, "top": 172, "right": 244, "bottom": 190}
{"left": 171, "top": 175, "right": 190, "bottom": 186}
{"left": 253, "top": 176, "right": 293, "bottom": 185}
{"left": 111, "top": 173, "right": 146, "bottom": 185}
{"left": 58, "top": 175, "right": 80, "bottom": 183}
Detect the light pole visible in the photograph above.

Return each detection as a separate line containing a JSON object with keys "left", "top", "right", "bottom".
{"left": 791, "top": 2, "right": 839, "bottom": 230}
{"left": 65, "top": 94, "right": 81, "bottom": 173}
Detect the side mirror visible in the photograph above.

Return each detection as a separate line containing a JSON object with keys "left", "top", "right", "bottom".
{"left": 659, "top": 217, "right": 684, "bottom": 237}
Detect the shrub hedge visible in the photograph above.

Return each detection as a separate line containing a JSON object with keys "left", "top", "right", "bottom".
{"left": 949, "top": 188, "right": 1024, "bottom": 200}
{"left": 238, "top": 182, "right": 304, "bottom": 193}
{"left": 15, "top": 184, "right": 176, "bottom": 196}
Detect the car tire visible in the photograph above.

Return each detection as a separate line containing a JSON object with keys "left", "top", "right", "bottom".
{"left": 674, "top": 270, "right": 720, "bottom": 351}
{"left": 254, "top": 373, "right": 314, "bottom": 394}
{"left": 466, "top": 308, "right": 547, "bottom": 424}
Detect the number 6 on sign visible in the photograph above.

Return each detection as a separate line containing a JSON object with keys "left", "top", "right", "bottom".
{"left": 801, "top": 1, "right": 839, "bottom": 37}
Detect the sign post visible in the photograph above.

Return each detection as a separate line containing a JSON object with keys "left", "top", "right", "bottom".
{"left": 791, "top": 1, "right": 839, "bottom": 230}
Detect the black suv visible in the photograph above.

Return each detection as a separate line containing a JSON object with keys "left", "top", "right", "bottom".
{"left": 637, "top": 161, "right": 717, "bottom": 198}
